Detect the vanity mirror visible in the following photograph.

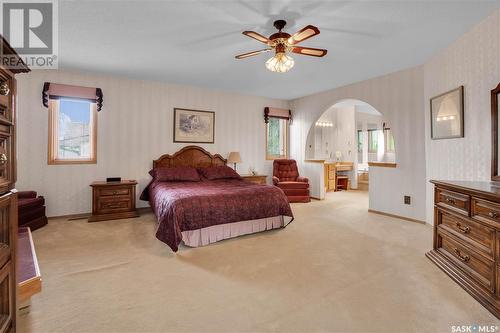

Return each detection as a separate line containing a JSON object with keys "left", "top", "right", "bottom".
{"left": 491, "top": 83, "right": 500, "bottom": 180}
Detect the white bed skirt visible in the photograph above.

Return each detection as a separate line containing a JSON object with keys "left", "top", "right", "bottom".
{"left": 181, "top": 215, "right": 291, "bottom": 247}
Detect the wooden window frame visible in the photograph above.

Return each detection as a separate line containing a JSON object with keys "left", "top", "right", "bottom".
{"left": 266, "top": 117, "right": 289, "bottom": 160}
{"left": 48, "top": 99, "right": 97, "bottom": 165}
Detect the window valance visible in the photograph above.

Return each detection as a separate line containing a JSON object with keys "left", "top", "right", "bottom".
{"left": 264, "top": 107, "right": 292, "bottom": 124}
{"left": 42, "top": 82, "right": 103, "bottom": 111}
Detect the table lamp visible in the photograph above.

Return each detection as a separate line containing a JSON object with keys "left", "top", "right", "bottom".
{"left": 227, "top": 152, "right": 242, "bottom": 171}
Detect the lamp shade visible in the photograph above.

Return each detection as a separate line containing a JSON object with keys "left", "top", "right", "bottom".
{"left": 227, "top": 152, "right": 242, "bottom": 164}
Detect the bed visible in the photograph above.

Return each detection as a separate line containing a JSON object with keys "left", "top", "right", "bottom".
{"left": 140, "top": 146, "right": 294, "bottom": 251}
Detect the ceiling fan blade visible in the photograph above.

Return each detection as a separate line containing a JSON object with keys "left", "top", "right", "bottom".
{"left": 291, "top": 46, "right": 327, "bottom": 57}
{"left": 235, "top": 49, "right": 272, "bottom": 59}
{"left": 287, "top": 25, "right": 320, "bottom": 45}
{"left": 242, "top": 31, "right": 270, "bottom": 44}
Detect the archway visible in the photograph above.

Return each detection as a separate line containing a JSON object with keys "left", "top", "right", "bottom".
{"left": 304, "top": 99, "right": 395, "bottom": 194}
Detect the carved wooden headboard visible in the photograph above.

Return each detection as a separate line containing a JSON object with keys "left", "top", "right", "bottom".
{"left": 153, "top": 145, "right": 227, "bottom": 169}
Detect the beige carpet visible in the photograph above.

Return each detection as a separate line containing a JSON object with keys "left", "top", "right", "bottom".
{"left": 18, "top": 191, "right": 498, "bottom": 333}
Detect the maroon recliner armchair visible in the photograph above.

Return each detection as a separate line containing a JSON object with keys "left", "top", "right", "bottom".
{"left": 273, "top": 159, "right": 310, "bottom": 203}
{"left": 18, "top": 191, "right": 48, "bottom": 231}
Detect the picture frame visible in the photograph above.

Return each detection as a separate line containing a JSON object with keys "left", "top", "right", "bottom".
{"left": 173, "top": 108, "right": 215, "bottom": 144}
{"left": 430, "top": 86, "right": 464, "bottom": 140}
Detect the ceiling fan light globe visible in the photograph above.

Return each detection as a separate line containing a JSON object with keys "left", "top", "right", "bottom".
{"left": 265, "top": 53, "right": 294, "bottom": 73}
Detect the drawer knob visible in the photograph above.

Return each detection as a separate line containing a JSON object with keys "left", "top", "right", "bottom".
{"left": 0, "top": 81, "right": 9, "bottom": 96}
{"left": 455, "top": 222, "right": 470, "bottom": 234}
{"left": 488, "top": 211, "right": 498, "bottom": 219}
{"left": 113, "top": 190, "right": 117, "bottom": 195}
{"left": 445, "top": 198, "right": 456, "bottom": 205}
{"left": 0, "top": 153, "right": 8, "bottom": 165}
{"left": 453, "top": 248, "right": 470, "bottom": 262}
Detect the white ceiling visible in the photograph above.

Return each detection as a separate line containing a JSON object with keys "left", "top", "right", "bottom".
{"left": 58, "top": 0, "right": 500, "bottom": 100}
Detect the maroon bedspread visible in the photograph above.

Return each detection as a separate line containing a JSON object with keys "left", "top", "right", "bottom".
{"left": 142, "top": 179, "right": 293, "bottom": 251}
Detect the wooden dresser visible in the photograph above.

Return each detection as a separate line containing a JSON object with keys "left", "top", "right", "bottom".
{"left": 427, "top": 180, "right": 500, "bottom": 319}
{"left": 89, "top": 180, "right": 139, "bottom": 222}
{"left": 241, "top": 174, "right": 267, "bottom": 185}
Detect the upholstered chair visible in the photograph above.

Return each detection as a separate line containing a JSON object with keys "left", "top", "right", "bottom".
{"left": 272, "top": 159, "right": 311, "bottom": 203}
{"left": 18, "top": 191, "right": 48, "bottom": 231}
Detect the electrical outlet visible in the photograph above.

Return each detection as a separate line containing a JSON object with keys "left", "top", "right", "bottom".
{"left": 404, "top": 196, "right": 411, "bottom": 205}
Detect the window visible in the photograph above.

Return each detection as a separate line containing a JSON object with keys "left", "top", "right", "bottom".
{"left": 357, "top": 130, "right": 363, "bottom": 153}
{"left": 48, "top": 98, "right": 97, "bottom": 164}
{"left": 266, "top": 117, "right": 288, "bottom": 159}
{"left": 385, "top": 129, "right": 395, "bottom": 153}
{"left": 368, "top": 129, "right": 379, "bottom": 153}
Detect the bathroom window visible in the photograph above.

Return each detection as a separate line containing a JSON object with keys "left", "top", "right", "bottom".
{"left": 385, "top": 129, "right": 395, "bottom": 153}
{"left": 368, "top": 129, "right": 379, "bottom": 153}
{"left": 357, "top": 130, "right": 363, "bottom": 153}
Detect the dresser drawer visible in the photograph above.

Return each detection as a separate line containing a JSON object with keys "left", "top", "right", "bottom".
{"left": 437, "top": 209, "right": 495, "bottom": 258}
{"left": 437, "top": 230, "right": 495, "bottom": 293}
{"left": 472, "top": 198, "right": 500, "bottom": 227}
{"left": 97, "top": 196, "right": 132, "bottom": 214}
{"left": 436, "top": 188, "right": 470, "bottom": 216}
{"left": 98, "top": 187, "right": 131, "bottom": 197}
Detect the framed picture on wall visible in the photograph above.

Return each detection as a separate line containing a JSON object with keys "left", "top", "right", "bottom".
{"left": 173, "top": 108, "right": 215, "bottom": 143}
{"left": 430, "top": 86, "right": 464, "bottom": 140}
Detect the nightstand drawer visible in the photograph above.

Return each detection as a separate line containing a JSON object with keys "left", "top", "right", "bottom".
{"left": 98, "top": 196, "right": 132, "bottom": 213}
{"left": 99, "top": 187, "right": 130, "bottom": 197}
{"left": 241, "top": 175, "right": 267, "bottom": 185}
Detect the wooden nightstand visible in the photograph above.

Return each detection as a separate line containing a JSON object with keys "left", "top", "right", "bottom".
{"left": 88, "top": 180, "right": 139, "bottom": 222}
{"left": 241, "top": 174, "right": 267, "bottom": 185}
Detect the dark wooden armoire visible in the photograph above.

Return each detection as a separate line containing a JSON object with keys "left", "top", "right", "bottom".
{"left": 0, "top": 36, "right": 30, "bottom": 333}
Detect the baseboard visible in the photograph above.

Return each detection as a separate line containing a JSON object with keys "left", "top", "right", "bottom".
{"left": 368, "top": 209, "right": 426, "bottom": 224}
{"left": 49, "top": 213, "right": 90, "bottom": 221}
{"left": 48, "top": 206, "right": 152, "bottom": 220}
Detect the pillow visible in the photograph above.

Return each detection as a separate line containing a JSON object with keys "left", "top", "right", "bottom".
{"left": 149, "top": 167, "right": 200, "bottom": 182}
{"left": 198, "top": 166, "right": 241, "bottom": 180}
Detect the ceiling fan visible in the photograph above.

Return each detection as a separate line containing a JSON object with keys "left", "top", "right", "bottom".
{"left": 235, "top": 19, "right": 327, "bottom": 73}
